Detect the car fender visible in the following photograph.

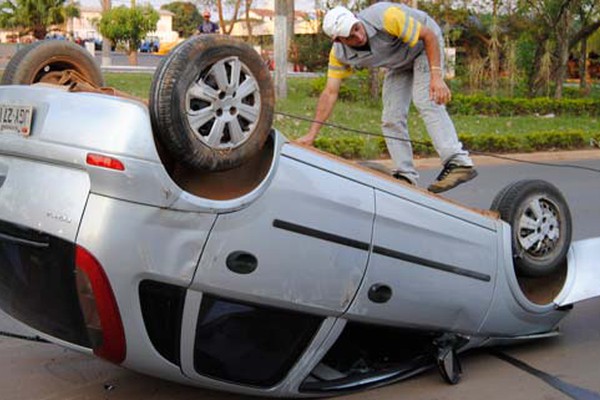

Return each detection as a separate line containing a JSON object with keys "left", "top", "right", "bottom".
{"left": 554, "top": 237, "right": 600, "bottom": 306}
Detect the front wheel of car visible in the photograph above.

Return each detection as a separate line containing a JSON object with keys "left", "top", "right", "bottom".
{"left": 1, "top": 40, "right": 104, "bottom": 86}
{"left": 149, "top": 35, "right": 274, "bottom": 171}
{"left": 491, "top": 180, "right": 572, "bottom": 277}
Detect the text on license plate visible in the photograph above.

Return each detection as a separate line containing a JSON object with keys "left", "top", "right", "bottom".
{"left": 0, "top": 104, "right": 33, "bottom": 136}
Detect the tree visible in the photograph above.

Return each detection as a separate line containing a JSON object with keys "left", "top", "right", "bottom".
{"left": 161, "top": 1, "right": 201, "bottom": 38}
{"left": 99, "top": 5, "right": 159, "bottom": 66}
{"left": 0, "top": 0, "right": 77, "bottom": 40}
{"left": 216, "top": 0, "right": 242, "bottom": 35}
{"left": 515, "top": 0, "right": 600, "bottom": 97}
{"left": 244, "top": 0, "right": 254, "bottom": 40}
{"left": 100, "top": 0, "right": 110, "bottom": 67}
{"left": 571, "top": 0, "right": 600, "bottom": 90}
{"left": 63, "top": 0, "right": 80, "bottom": 37}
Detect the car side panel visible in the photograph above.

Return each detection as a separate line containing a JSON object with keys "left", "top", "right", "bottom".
{"left": 0, "top": 155, "right": 89, "bottom": 241}
{"left": 76, "top": 194, "right": 216, "bottom": 379}
{"left": 345, "top": 190, "right": 498, "bottom": 333}
{"left": 476, "top": 223, "right": 566, "bottom": 337}
{"left": 190, "top": 155, "right": 375, "bottom": 315}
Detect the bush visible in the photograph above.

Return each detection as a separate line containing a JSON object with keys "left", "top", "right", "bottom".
{"left": 293, "top": 33, "right": 331, "bottom": 72}
{"left": 447, "top": 95, "right": 600, "bottom": 116}
{"left": 524, "top": 131, "right": 586, "bottom": 150}
{"left": 313, "top": 130, "right": 590, "bottom": 159}
{"left": 309, "top": 70, "right": 379, "bottom": 103}
{"left": 306, "top": 76, "right": 600, "bottom": 116}
{"left": 459, "top": 133, "right": 525, "bottom": 153}
{"left": 315, "top": 136, "right": 361, "bottom": 158}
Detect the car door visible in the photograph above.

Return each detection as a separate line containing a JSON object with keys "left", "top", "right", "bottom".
{"left": 181, "top": 152, "right": 375, "bottom": 389}
{"left": 0, "top": 156, "right": 91, "bottom": 345}
{"left": 189, "top": 153, "right": 375, "bottom": 314}
{"left": 346, "top": 189, "right": 498, "bottom": 333}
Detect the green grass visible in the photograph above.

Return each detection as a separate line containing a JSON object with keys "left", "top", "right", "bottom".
{"left": 273, "top": 78, "right": 600, "bottom": 142}
{"left": 104, "top": 72, "right": 153, "bottom": 98}
{"left": 87, "top": 73, "right": 600, "bottom": 159}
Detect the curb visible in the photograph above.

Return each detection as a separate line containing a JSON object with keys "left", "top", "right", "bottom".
{"left": 374, "top": 148, "right": 600, "bottom": 170}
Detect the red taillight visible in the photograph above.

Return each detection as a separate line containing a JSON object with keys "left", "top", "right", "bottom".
{"left": 86, "top": 153, "right": 125, "bottom": 171}
{"left": 75, "top": 246, "right": 126, "bottom": 364}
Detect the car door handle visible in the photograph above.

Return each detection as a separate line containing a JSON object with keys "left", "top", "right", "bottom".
{"left": 226, "top": 251, "right": 258, "bottom": 275}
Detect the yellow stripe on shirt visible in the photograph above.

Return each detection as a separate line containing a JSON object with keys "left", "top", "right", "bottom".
{"left": 383, "top": 6, "right": 421, "bottom": 47}
{"left": 327, "top": 48, "right": 353, "bottom": 79}
{"left": 409, "top": 21, "right": 421, "bottom": 47}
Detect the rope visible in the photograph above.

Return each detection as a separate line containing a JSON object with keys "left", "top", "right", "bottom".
{"left": 274, "top": 111, "right": 600, "bottom": 174}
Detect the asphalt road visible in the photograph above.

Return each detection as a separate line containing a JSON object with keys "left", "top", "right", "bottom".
{"left": 0, "top": 47, "right": 162, "bottom": 70}
{"left": 1, "top": 152, "right": 600, "bottom": 399}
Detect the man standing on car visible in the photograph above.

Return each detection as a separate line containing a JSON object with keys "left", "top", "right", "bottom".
{"left": 296, "top": 3, "right": 477, "bottom": 193}
{"left": 198, "top": 10, "right": 220, "bottom": 34}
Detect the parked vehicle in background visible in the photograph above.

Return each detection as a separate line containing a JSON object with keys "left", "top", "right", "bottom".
{"left": 45, "top": 32, "right": 66, "bottom": 40}
{"left": 140, "top": 36, "right": 160, "bottom": 53}
{"left": 82, "top": 38, "right": 115, "bottom": 52}
{"left": 156, "top": 39, "right": 184, "bottom": 55}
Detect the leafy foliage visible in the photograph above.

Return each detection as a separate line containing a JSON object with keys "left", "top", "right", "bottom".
{"left": 447, "top": 94, "right": 600, "bottom": 116}
{"left": 160, "top": 1, "right": 201, "bottom": 38}
{"left": 293, "top": 32, "right": 331, "bottom": 72}
{"left": 309, "top": 70, "right": 379, "bottom": 103}
{"left": 98, "top": 5, "right": 159, "bottom": 52}
{"left": 0, "top": 0, "right": 76, "bottom": 39}
{"left": 314, "top": 130, "right": 590, "bottom": 159}
{"left": 310, "top": 73, "right": 600, "bottom": 116}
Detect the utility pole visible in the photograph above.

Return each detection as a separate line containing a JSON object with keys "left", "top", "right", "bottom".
{"left": 128, "top": 0, "right": 138, "bottom": 66}
{"left": 274, "top": 0, "right": 288, "bottom": 99}
{"left": 286, "top": 0, "right": 294, "bottom": 49}
{"left": 101, "top": 0, "right": 111, "bottom": 66}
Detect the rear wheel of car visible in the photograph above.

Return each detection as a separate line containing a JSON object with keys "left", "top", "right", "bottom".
{"left": 149, "top": 35, "right": 274, "bottom": 171}
{"left": 491, "top": 180, "right": 572, "bottom": 277}
{"left": 1, "top": 41, "right": 104, "bottom": 86}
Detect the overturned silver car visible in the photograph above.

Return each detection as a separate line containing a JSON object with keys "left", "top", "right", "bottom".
{"left": 0, "top": 38, "right": 599, "bottom": 397}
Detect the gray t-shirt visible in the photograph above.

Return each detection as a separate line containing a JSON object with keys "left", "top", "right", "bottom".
{"left": 330, "top": 2, "right": 436, "bottom": 72}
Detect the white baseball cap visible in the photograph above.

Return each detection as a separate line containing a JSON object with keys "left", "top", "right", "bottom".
{"left": 322, "top": 6, "right": 360, "bottom": 39}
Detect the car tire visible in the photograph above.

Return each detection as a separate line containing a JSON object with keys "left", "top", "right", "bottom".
{"left": 1, "top": 40, "right": 104, "bottom": 86}
{"left": 149, "top": 35, "right": 274, "bottom": 171}
{"left": 489, "top": 182, "right": 513, "bottom": 211}
{"left": 491, "top": 180, "right": 572, "bottom": 277}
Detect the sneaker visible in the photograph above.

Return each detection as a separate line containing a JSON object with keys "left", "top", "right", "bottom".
{"left": 427, "top": 163, "right": 478, "bottom": 193}
{"left": 392, "top": 172, "right": 415, "bottom": 186}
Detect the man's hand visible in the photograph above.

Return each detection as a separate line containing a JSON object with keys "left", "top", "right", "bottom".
{"left": 429, "top": 74, "right": 452, "bottom": 105}
{"left": 299, "top": 76, "right": 341, "bottom": 147}
{"left": 296, "top": 134, "right": 317, "bottom": 146}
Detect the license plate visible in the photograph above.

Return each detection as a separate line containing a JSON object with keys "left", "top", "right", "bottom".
{"left": 0, "top": 104, "right": 33, "bottom": 136}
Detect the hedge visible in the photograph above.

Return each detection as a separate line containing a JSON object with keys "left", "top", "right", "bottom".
{"left": 314, "top": 130, "right": 597, "bottom": 159}
{"left": 310, "top": 76, "right": 600, "bottom": 116}
{"left": 447, "top": 95, "right": 600, "bottom": 117}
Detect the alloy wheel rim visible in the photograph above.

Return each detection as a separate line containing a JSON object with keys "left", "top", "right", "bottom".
{"left": 185, "top": 56, "right": 261, "bottom": 150}
{"left": 517, "top": 196, "right": 561, "bottom": 258}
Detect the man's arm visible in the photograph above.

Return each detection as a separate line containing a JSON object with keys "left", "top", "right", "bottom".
{"left": 296, "top": 77, "right": 342, "bottom": 146}
{"left": 419, "top": 26, "right": 451, "bottom": 105}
